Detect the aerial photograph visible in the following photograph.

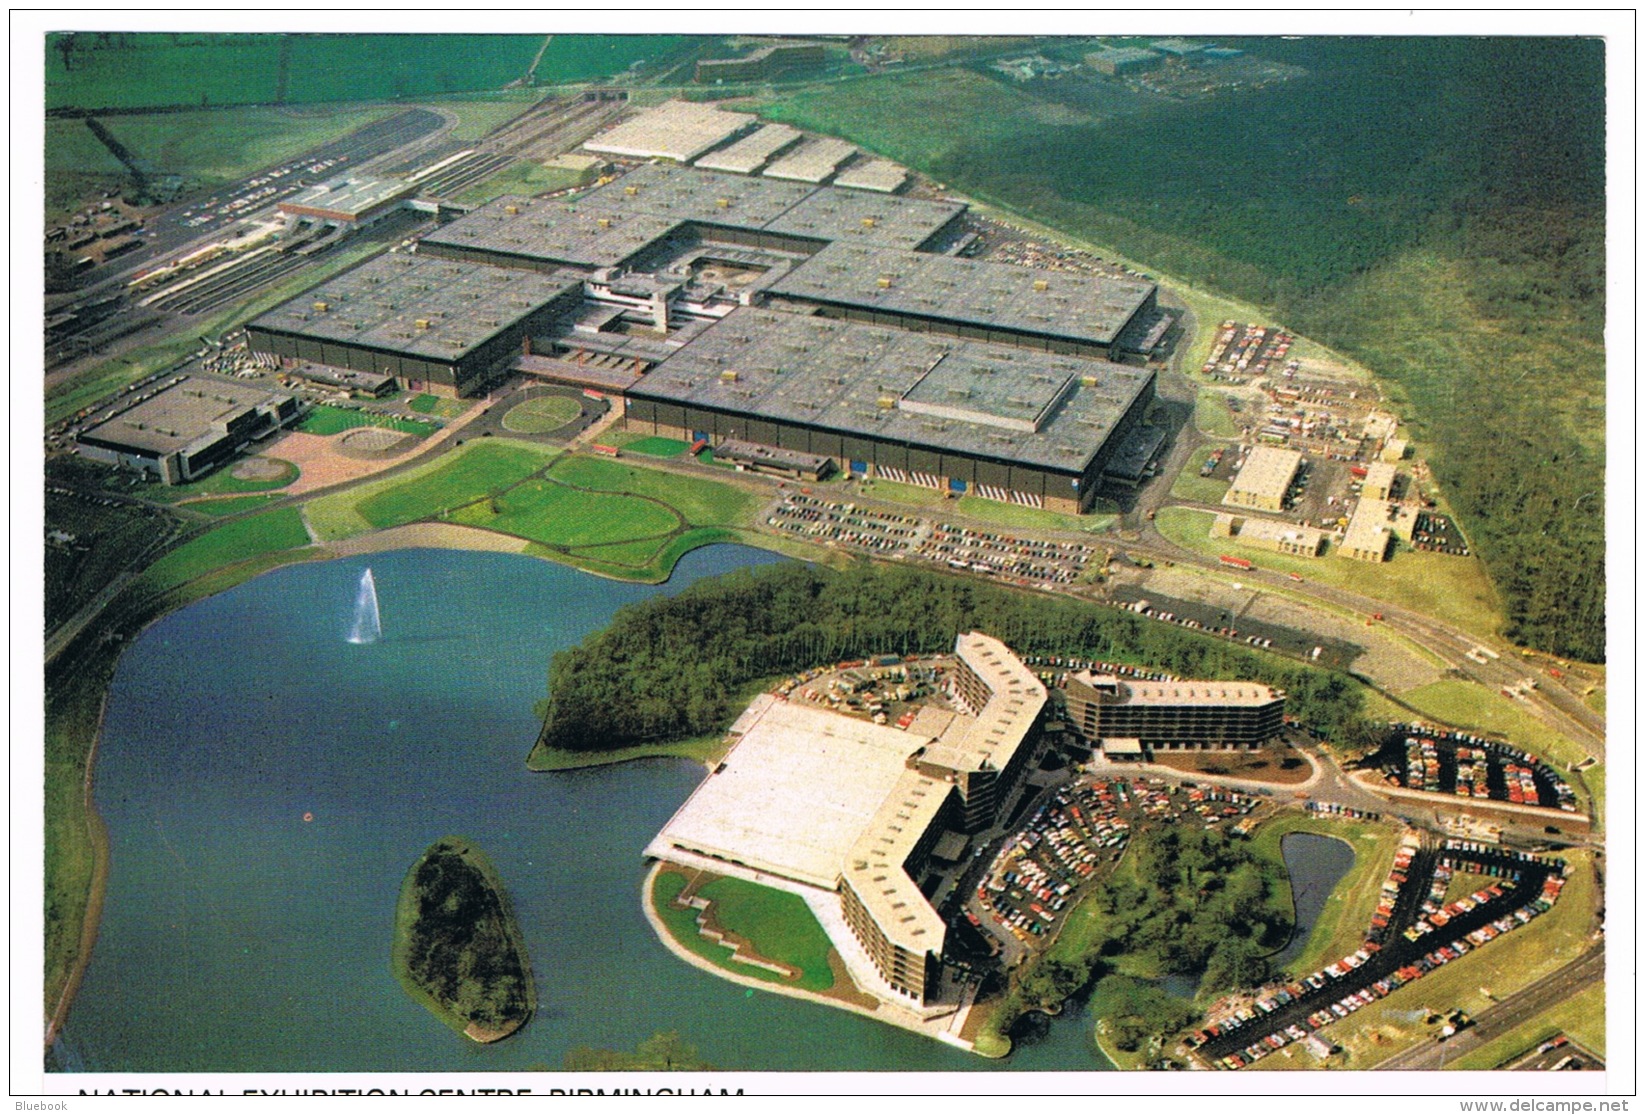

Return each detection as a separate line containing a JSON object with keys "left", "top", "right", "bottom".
{"left": 25, "top": 13, "right": 1626, "bottom": 1100}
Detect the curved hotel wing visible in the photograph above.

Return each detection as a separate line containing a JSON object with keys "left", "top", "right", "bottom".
{"left": 645, "top": 633, "right": 1045, "bottom": 1010}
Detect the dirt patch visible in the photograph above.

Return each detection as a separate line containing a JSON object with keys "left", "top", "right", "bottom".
{"left": 1151, "top": 746, "right": 1315, "bottom": 784}
{"left": 322, "top": 523, "right": 533, "bottom": 558}
{"left": 230, "top": 456, "right": 292, "bottom": 482}
{"left": 338, "top": 426, "right": 417, "bottom": 458}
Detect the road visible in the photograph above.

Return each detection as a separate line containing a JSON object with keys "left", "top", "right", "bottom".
{"left": 1372, "top": 943, "right": 1606, "bottom": 1070}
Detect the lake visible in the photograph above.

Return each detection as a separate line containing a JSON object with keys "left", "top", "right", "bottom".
{"left": 51, "top": 545, "right": 1112, "bottom": 1074}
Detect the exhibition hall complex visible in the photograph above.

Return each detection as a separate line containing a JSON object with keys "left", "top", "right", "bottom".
{"left": 245, "top": 159, "right": 1169, "bottom": 514}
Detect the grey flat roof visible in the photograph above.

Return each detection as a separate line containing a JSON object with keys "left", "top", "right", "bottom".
{"left": 81, "top": 375, "right": 290, "bottom": 456}
{"left": 249, "top": 253, "right": 581, "bottom": 363}
{"left": 420, "top": 193, "right": 684, "bottom": 269}
{"left": 578, "top": 161, "right": 819, "bottom": 229}
{"left": 693, "top": 123, "right": 803, "bottom": 174}
{"left": 832, "top": 158, "right": 910, "bottom": 194}
{"left": 582, "top": 99, "right": 756, "bottom": 162}
{"left": 767, "top": 241, "right": 1156, "bottom": 346}
{"left": 575, "top": 163, "right": 963, "bottom": 250}
{"left": 1086, "top": 46, "right": 1162, "bottom": 65}
{"left": 763, "top": 137, "right": 857, "bottom": 183}
{"left": 764, "top": 189, "right": 963, "bottom": 253}
{"left": 630, "top": 306, "right": 1153, "bottom": 474}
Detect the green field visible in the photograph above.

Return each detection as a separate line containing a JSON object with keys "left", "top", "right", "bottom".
{"left": 353, "top": 442, "right": 551, "bottom": 530}
{"left": 47, "top": 33, "right": 701, "bottom": 111}
{"left": 452, "top": 161, "right": 589, "bottom": 207}
{"left": 1448, "top": 981, "right": 1605, "bottom": 1069}
{"left": 1155, "top": 507, "right": 1504, "bottom": 641}
{"left": 547, "top": 455, "right": 758, "bottom": 530}
{"left": 296, "top": 405, "right": 438, "bottom": 439}
{"left": 407, "top": 394, "right": 468, "bottom": 418}
{"left": 650, "top": 871, "right": 835, "bottom": 993}
{"left": 185, "top": 494, "right": 281, "bottom": 517}
{"left": 501, "top": 395, "right": 582, "bottom": 434}
{"left": 140, "top": 458, "right": 299, "bottom": 502}
{"left": 1193, "top": 390, "right": 1242, "bottom": 438}
{"left": 620, "top": 436, "right": 691, "bottom": 458}
{"left": 453, "top": 477, "right": 679, "bottom": 547}
{"left": 135, "top": 507, "right": 311, "bottom": 595}
{"left": 302, "top": 439, "right": 554, "bottom": 541}
{"left": 1168, "top": 471, "right": 1231, "bottom": 505}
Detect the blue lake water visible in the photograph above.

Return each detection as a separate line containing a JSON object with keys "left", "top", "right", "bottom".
{"left": 52, "top": 545, "right": 1113, "bottom": 1074}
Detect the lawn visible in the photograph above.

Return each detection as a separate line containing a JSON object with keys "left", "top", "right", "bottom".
{"left": 1247, "top": 812, "right": 1406, "bottom": 978}
{"left": 501, "top": 395, "right": 582, "bottom": 434}
{"left": 296, "top": 405, "right": 439, "bottom": 439}
{"left": 621, "top": 436, "right": 691, "bottom": 459}
{"left": 450, "top": 478, "right": 680, "bottom": 547}
{"left": 1154, "top": 507, "right": 1505, "bottom": 642}
{"left": 1193, "top": 390, "right": 1241, "bottom": 438}
{"left": 135, "top": 507, "right": 311, "bottom": 594}
{"left": 1168, "top": 471, "right": 1230, "bottom": 506}
{"left": 140, "top": 457, "right": 299, "bottom": 502}
{"left": 303, "top": 439, "right": 555, "bottom": 541}
{"left": 526, "top": 732, "right": 727, "bottom": 773}
{"left": 547, "top": 454, "right": 758, "bottom": 529}
{"left": 97, "top": 106, "right": 397, "bottom": 187}
{"left": 452, "top": 161, "right": 589, "bottom": 207}
{"left": 353, "top": 442, "right": 552, "bottom": 530}
{"left": 46, "top": 33, "right": 544, "bottom": 110}
{"left": 1447, "top": 981, "right": 1605, "bottom": 1069}
{"left": 185, "top": 494, "right": 281, "bottom": 517}
{"left": 650, "top": 870, "right": 834, "bottom": 994}
{"left": 430, "top": 93, "right": 541, "bottom": 142}
{"left": 408, "top": 394, "right": 471, "bottom": 420}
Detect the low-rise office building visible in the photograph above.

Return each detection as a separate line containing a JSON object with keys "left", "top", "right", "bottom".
{"left": 1224, "top": 445, "right": 1303, "bottom": 512}
{"left": 77, "top": 375, "right": 300, "bottom": 484}
{"left": 1212, "top": 512, "right": 1326, "bottom": 557}
{"left": 1063, "top": 671, "right": 1285, "bottom": 753}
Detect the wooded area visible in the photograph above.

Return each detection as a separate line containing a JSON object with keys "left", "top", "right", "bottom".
{"left": 533, "top": 562, "right": 1377, "bottom": 756}
{"left": 392, "top": 838, "right": 534, "bottom": 1040}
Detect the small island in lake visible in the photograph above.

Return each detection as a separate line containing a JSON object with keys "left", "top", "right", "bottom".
{"left": 392, "top": 837, "right": 535, "bottom": 1043}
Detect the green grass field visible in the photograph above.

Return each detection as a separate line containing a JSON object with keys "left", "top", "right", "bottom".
{"left": 1154, "top": 507, "right": 1505, "bottom": 641}
{"left": 501, "top": 395, "right": 582, "bottom": 434}
{"left": 296, "top": 405, "right": 438, "bottom": 439}
{"left": 1194, "top": 390, "right": 1242, "bottom": 438}
{"left": 1168, "top": 471, "right": 1231, "bottom": 505}
{"left": 407, "top": 394, "right": 470, "bottom": 420}
{"left": 452, "top": 161, "right": 588, "bottom": 207}
{"left": 100, "top": 106, "right": 396, "bottom": 185}
{"left": 353, "top": 442, "right": 551, "bottom": 530}
{"left": 621, "top": 436, "right": 691, "bottom": 458}
{"left": 1448, "top": 981, "right": 1605, "bottom": 1069}
{"left": 430, "top": 93, "right": 540, "bottom": 142}
{"left": 135, "top": 507, "right": 311, "bottom": 594}
{"left": 650, "top": 871, "right": 834, "bottom": 993}
{"left": 140, "top": 458, "right": 299, "bottom": 502}
{"left": 452, "top": 478, "right": 679, "bottom": 547}
{"left": 185, "top": 494, "right": 281, "bottom": 517}
{"left": 547, "top": 455, "right": 758, "bottom": 530}
{"left": 303, "top": 439, "right": 555, "bottom": 541}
